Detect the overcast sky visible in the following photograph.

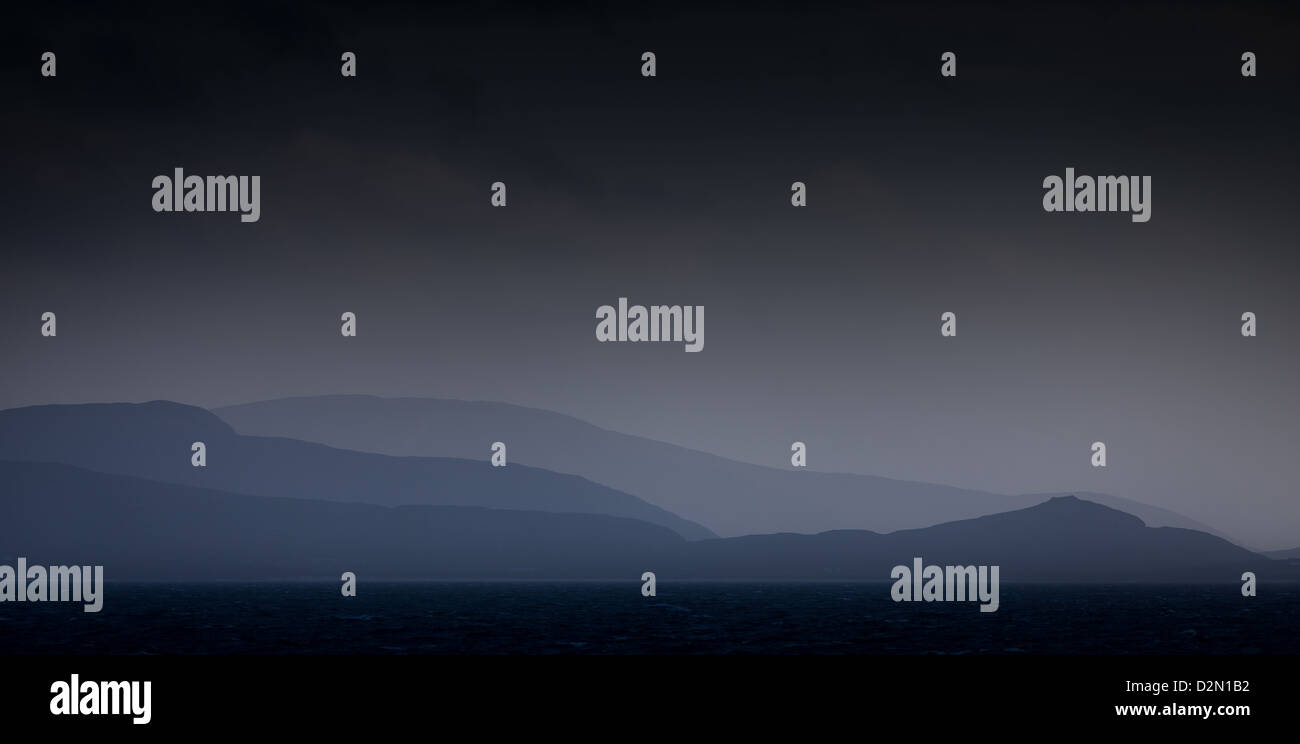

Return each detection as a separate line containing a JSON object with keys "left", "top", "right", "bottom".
{"left": 2, "top": 1, "right": 1297, "bottom": 548}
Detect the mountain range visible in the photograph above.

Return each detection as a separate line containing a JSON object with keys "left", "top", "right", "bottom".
{"left": 0, "top": 460, "right": 1281, "bottom": 582}
{"left": 0, "top": 401, "right": 712, "bottom": 540}
{"left": 216, "top": 395, "right": 1232, "bottom": 540}
{"left": 0, "top": 397, "right": 1289, "bottom": 583}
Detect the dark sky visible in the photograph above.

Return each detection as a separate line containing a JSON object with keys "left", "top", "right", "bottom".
{"left": 1, "top": 1, "right": 1298, "bottom": 547}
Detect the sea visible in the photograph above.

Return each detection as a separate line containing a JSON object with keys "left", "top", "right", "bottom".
{"left": 1, "top": 582, "right": 1295, "bottom": 655}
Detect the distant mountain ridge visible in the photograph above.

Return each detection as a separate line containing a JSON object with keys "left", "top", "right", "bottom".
{"left": 675, "top": 495, "right": 1268, "bottom": 582}
{"left": 0, "top": 460, "right": 684, "bottom": 580}
{"left": 0, "top": 461, "right": 1283, "bottom": 582}
{"left": 216, "top": 395, "right": 1233, "bottom": 540}
{"left": 0, "top": 401, "right": 714, "bottom": 540}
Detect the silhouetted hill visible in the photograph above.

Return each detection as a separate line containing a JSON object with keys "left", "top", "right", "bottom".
{"left": 0, "top": 461, "right": 1285, "bottom": 582}
{"left": 672, "top": 496, "right": 1273, "bottom": 582}
{"left": 0, "top": 402, "right": 713, "bottom": 540}
{"left": 1264, "top": 547, "right": 1300, "bottom": 560}
{"left": 1012, "top": 491, "right": 1232, "bottom": 543}
{"left": 0, "top": 461, "right": 682, "bottom": 580}
{"left": 216, "top": 395, "right": 1229, "bottom": 539}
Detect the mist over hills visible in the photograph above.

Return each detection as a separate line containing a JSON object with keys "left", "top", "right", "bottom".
{"left": 0, "top": 461, "right": 682, "bottom": 580}
{"left": 0, "top": 398, "right": 1280, "bottom": 584}
{"left": 0, "top": 461, "right": 1280, "bottom": 583}
{"left": 216, "top": 395, "right": 1232, "bottom": 540}
{"left": 0, "top": 401, "right": 713, "bottom": 540}
{"left": 676, "top": 496, "right": 1270, "bottom": 582}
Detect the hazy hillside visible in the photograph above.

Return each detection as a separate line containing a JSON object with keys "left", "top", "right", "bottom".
{"left": 0, "top": 401, "right": 713, "bottom": 540}
{"left": 671, "top": 496, "right": 1269, "bottom": 582}
{"left": 0, "top": 461, "right": 1281, "bottom": 582}
{"left": 0, "top": 460, "right": 685, "bottom": 580}
{"left": 217, "top": 395, "right": 1230, "bottom": 540}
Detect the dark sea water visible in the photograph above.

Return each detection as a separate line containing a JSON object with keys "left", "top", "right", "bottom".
{"left": 1, "top": 582, "right": 1295, "bottom": 655}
